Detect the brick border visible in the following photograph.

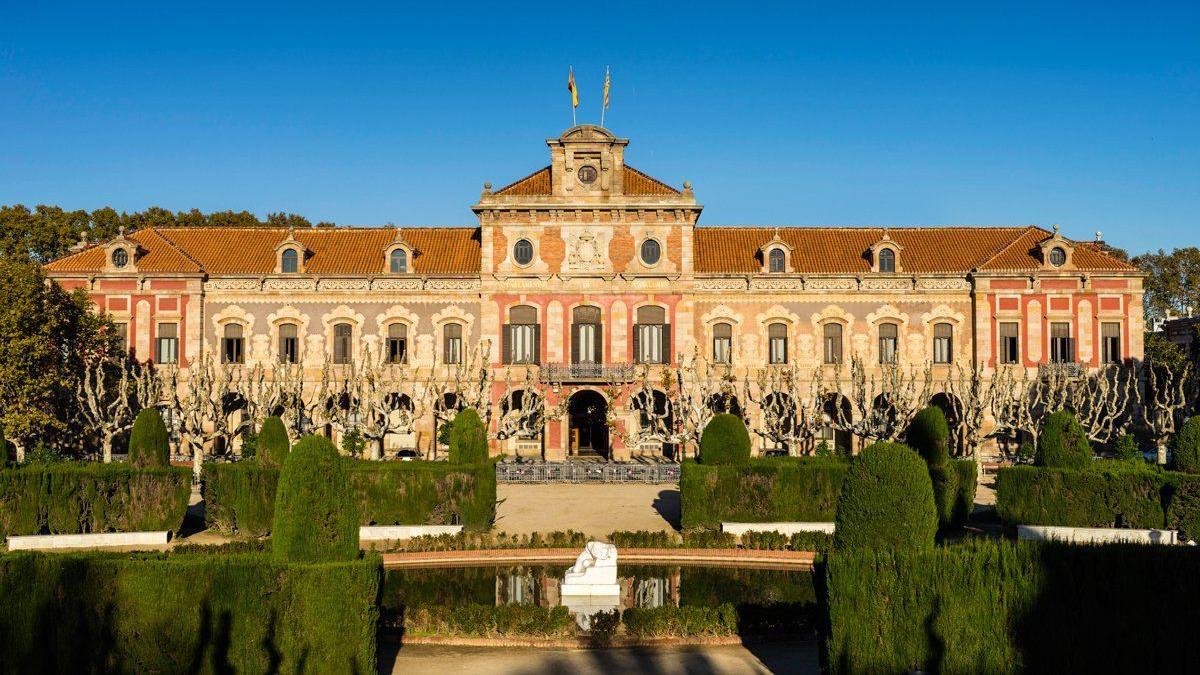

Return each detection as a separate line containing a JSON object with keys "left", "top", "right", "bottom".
{"left": 379, "top": 547, "right": 815, "bottom": 570}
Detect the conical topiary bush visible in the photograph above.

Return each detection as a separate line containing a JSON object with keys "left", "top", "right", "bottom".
{"left": 257, "top": 416, "right": 291, "bottom": 468}
{"left": 271, "top": 434, "right": 359, "bottom": 563}
{"left": 449, "top": 408, "right": 489, "bottom": 465}
{"left": 128, "top": 407, "right": 170, "bottom": 468}
{"left": 834, "top": 441, "right": 937, "bottom": 552}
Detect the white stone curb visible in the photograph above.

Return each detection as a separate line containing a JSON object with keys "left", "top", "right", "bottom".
{"left": 1017, "top": 525, "right": 1179, "bottom": 545}
{"left": 7, "top": 531, "right": 171, "bottom": 551}
{"left": 359, "top": 525, "right": 463, "bottom": 541}
{"left": 721, "top": 522, "right": 836, "bottom": 536}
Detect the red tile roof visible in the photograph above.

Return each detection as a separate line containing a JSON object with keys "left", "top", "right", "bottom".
{"left": 491, "top": 165, "right": 680, "bottom": 197}
{"left": 45, "top": 227, "right": 481, "bottom": 275}
{"left": 494, "top": 167, "right": 552, "bottom": 196}
{"left": 624, "top": 166, "right": 681, "bottom": 196}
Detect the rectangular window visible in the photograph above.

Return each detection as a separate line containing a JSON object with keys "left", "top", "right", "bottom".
{"left": 444, "top": 324, "right": 463, "bottom": 365}
{"left": 1050, "top": 322, "right": 1073, "bottom": 363}
{"left": 155, "top": 322, "right": 178, "bottom": 364}
{"left": 575, "top": 323, "right": 598, "bottom": 364}
{"left": 332, "top": 324, "right": 353, "bottom": 365}
{"left": 221, "top": 325, "right": 244, "bottom": 364}
{"left": 999, "top": 322, "right": 1020, "bottom": 365}
{"left": 768, "top": 324, "right": 788, "bottom": 365}
{"left": 1102, "top": 322, "right": 1122, "bottom": 365}
{"left": 113, "top": 322, "right": 129, "bottom": 357}
{"left": 823, "top": 323, "right": 843, "bottom": 365}
{"left": 637, "top": 324, "right": 665, "bottom": 364}
{"left": 712, "top": 323, "right": 732, "bottom": 365}
{"left": 510, "top": 324, "right": 537, "bottom": 364}
{"left": 386, "top": 324, "right": 407, "bottom": 364}
{"left": 933, "top": 323, "right": 953, "bottom": 364}
{"left": 878, "top": 323, "right": 898, "bottom": 364}
{"left": 278, "top": 324, "right": 299, "bottom": 364}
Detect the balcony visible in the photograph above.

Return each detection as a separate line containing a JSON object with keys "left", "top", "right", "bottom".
{"left": 542, "top": 363, "right": 635, "bottom": 383}
{"left": 1038, "top": 362, "right": 1086, "bottom": 379}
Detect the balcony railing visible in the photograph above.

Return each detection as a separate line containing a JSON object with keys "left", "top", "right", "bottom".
{"left": 542, "top": 363, "right": 635, "bottom": 383}
{"left": 1039, "top": 362, "right": 1087, "bottom": 379}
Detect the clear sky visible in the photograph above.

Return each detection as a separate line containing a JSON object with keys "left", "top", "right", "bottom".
{"left": 1, "top": 1, "right": 1196, "bottom": 254}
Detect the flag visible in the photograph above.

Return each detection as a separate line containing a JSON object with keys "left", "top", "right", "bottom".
{"left": 567, "top": 67, "right": 579, "bottom": 108}
{"left": 603, "top": 67, "right": 611, "bottom": 109}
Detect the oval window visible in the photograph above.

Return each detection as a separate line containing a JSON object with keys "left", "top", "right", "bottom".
{"left": 513, "top": 239, "right": 534, "bottom": 266}
{"left": 111, "top": 248, "right": 129, "bottom": 268}
{"left": 1049, "top": 247, "right": 1067, "bottom": 267}
{"left": 640, "top": 239, "right": 661, "bottom": 265}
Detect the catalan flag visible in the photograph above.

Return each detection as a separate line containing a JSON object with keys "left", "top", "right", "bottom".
{"left": 567, "top": 67, "right": 579, "bottom": 108}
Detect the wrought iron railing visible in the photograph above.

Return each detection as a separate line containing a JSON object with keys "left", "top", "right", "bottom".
{"left": 1038, "top": 362, "right": 1087, "bottom": 379}
{"left": 542, "top": 363, "right": 636, "bottom": 383}
{"left": 496, "top": 460, "right": 680, "bottom": 484}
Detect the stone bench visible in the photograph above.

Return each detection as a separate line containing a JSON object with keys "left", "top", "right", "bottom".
{"left": 359, "top": 525, "right": 463, "bottom": 541}
{"left": 721, "top": 522, "right": 836, "bottom": 536}
{"left": 1017, "top": 525, "right": 1181, "bottom": 546}
{"left": 7, "top": 531, "right": 171, "bottom": 551}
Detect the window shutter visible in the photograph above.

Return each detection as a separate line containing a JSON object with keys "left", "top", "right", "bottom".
{"left": 662, "top": 324, "right": 672, "bottom": 364}
{"left": 632, "top": 324, "right": 641, "bottom": 363}
{"left": 571, "top": 323, "right": 580, "bottom": 364}
{"left": 443, "top": 331, "right": 452, "bottom": 363}
{"left": 533, "top": 324, "right": 541, "bottom": 364}
{"left": 594, "top": 323, "right": 604, "bottom": 364}
{"left": 501, "top": 324, "right": 512, "bottom": 365}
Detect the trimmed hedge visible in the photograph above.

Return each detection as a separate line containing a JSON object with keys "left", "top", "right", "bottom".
{"left": 680, "top": 457, "right": 848, "bottom": 529}
{"left": 128, "top": 407, "right": 170, "bottom": 468}
{"left": 0, "top": 464, "right": 190, "bottom": 542}
{"left": 833, "top": 442, "right": 937, "bottom": 551}
{"left": 623, "top": 605, "right": 739, "bottom": 638}
{"left": 1036, "top": 410, "right": 1092, "bottom": 469}
{"left": 699, "top": 413, "right": 751, "bottom": 466}
{"left": 996, "top": 463, "right": 1200, "bottom": 537}
{"left": 205, "top": 458, "right": 497, "bottom": 537}
{"left": 1173, "top": 416, "right": 1200, "bottom": 474}
{"left": 449, "top": 408, "right": 489, "bottom": 465}
{"left": 0, "top": 551, "right": 378, "bottom": 674}
{"left": 826, "top": 540, "right": 1200, "bottom": 673}
{"left": 401, "top": 604, "right": 574, "bottom": 638}
{"left": 272, "top": 435, "right": 359, "bottom": 563}
{"left": 257, "top": 416, "right": 290, "bottom": 468}
{"left": 951, "top": 459, "right": 977, "bottom": 526}
{"left": 908, "top": 406, "right": 950, "bottom": 467}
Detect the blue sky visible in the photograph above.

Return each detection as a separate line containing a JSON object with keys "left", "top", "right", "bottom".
{"left": 1, "top": 1, "right": 1196, "bottom": 254}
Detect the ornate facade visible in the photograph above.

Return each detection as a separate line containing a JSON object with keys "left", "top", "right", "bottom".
{"left": 46, "top": 126, "right": 1143, "bottom": 460}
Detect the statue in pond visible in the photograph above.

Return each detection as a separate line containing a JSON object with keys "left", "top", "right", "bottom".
{"left": 561, "top": 541, "right": 620, "bottom": 596}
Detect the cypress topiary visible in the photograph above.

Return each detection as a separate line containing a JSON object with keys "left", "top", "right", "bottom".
{"left": 448, "top": 408, "right": 489, "bottom": 464}
{"left": 271, "top": 434, "right": 359, "bottom": 563}
{"left": 0, "top": 427, "right": 10, "bottom": 467}
{"left": 699, "top": 413, "right": 751, "bottom": 465}
{"left": 1172, "top": 417, "right": 1200, "bottom": 474}
{"left": 929, "top": 462, "right": 960, "bottom": 528}
{"left": 257, "top": 416, "right": 291, "bottom": 468}
{"left": 1035, "top": 410, "right": 1092, "bottom": 470}
{"left": 833, "top": 441, "right": 937, "bottom": 551}
{"left": 128, "top": 407, "right": 170, "bottom": 468}
{"left": 908, "top": 406, "right": 951, "bottom": 467}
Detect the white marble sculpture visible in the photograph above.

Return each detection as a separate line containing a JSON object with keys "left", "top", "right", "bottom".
{"left": 561, "top": 541, "right": 620, "bottom": 596}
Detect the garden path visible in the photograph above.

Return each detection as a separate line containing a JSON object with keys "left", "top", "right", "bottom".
{"left": 494, "top": 483, "right": 680, "bottom": 537}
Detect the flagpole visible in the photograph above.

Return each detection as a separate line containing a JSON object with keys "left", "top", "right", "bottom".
{"left": 600, "top": 66, "right": 609, "bottom": 129}
{"left": 570, "top": 66, "right": 577, "bottom": 126}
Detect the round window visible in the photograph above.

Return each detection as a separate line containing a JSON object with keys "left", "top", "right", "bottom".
{"left": 1048, "top": 247, "right": 1067, "bottom": 267}
{"left": 111, "top": 248, "right": 129, "bottom": 268}
{"left": 513, "top": 239, "right": 534, "bottom": 266}
{"left": 640, "top": 239, "right": 661, "bottom": 265}
{"left": 578, "top": 165, "right": 598, "bottom": 185}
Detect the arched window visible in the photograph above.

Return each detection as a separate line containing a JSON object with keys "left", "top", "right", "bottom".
{"left": 278, "top": 323, "right": 299, "bottom": 364}
{"left": 768, "top": 323, "right": 788, "bottom": 364}
{"left": 640, "top": 239, "right": 661, "bottom": 265}
{"left": 878, "top": 248, "right": 896, "bottom": 273}
{"left": 635, "top": 306, "right": 669, "bottom": 364}
{"left": 389, "top": 248, "right": 407, "bottom": 274}
{"left": 878, "top": 322, "right": 899, "bottom": 364}
{"left": 443, "top": 323, "right": 463, "bottom": 364}
{"left": 281, "top": 248, "right": 299, "bottom": 273}
{"left": 222, "top": 324, "right": 245, "bottom": 364}
{"left": 332, "top": 323, "right": 353, "bottom": 364}
{"left": 823, "top": 323, "right": 843, "bottom": 365}
{"left": 933, "top": 323, "right": 953, "bottom": 364}
{"left": 513, "top": 239, "right": 534, "bottom": 266}
{"left": 572, "top": 305, "right": 602, "bottom": 366}
{"left": 504, "top": 305, "right": 540, "bottom": 365}
{"left": 712, "top": 322, "right": 733, "bottom": 365}
{"left": 768, "top": 248, "right": 786, "bottom": 273}
{"left": 111, "top": 248, "right": 129, "bottom": 268}
{"left": 386, "top": 323, "right": 407, "bottom": 364}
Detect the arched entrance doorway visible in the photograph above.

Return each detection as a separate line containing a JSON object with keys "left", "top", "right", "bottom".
{"left": 568, "top": 390, "right": 608, "bottom": 458}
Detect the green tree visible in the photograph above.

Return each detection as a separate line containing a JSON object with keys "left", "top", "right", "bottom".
{"left": 128, "top": 408, "right": 170, "bottom": 468}
{"left": 834, "top": 442, "right": 937, "bottom": 551}
{"left": 257, "top": 416, "right": 291, "bottom": 468}
{"left": 1173, "top": 417, "right": 1200, "bottom": 474}
{"left": 1035, "top": 410, "right": 1093, "bottom": 470}
{"left": 699, "top": 413, "right": 752, "bottom": 465}
{"left": 271, "top": 435, "right": 359, "bottom": 562}
{"left": 448, "top": 408, "right": 489, "bottom": 464}
{"left": 1144, "top": 333, "right": 1189, "bottom": 372}
{"left": 1133, "top": 247, "right": 1200, "bottom": 326}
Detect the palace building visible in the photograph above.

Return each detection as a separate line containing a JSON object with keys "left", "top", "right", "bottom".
{"left": 45, "top": 125, "right": 1144, "bottom": 460}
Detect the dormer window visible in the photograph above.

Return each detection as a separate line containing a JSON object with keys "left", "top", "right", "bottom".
{"left": 869, "top": 230, "right": 903, "bottom": 273}
{"left": 768, "top": 248, "right": 786, "bottom": 273}
{"left": 281, "top": 248, "right": 299, "bottom": 273}
{"left": 111, "top": 248, "right": 129, "bottom": 268}
{"left": 1038, "top": 225, "right": 1075, "bottom": 270}
{"left": 878, "top": 248, "right": 896, "bottom": 273}
{"left": 390, "top": 248, "right": 407, "bottom": 273}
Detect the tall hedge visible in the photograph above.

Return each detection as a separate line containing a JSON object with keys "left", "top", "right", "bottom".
{"left": 271, "top": 435, "right": 359, "bottom": 563}
{"left": 0, "top": 551, "right": 378, "bottom": 674}
{"left": 699, "top": 413, "right": 752, "bottom": 466}
{"left": 202, "top": 463, "right": 279, "bottom": 536}
{"left": 128, "top": 407, "right": 170, "bottom": 468}
{"left": 908, "top": 406, "right": 950, "bottom": 467}
{"left": 1173, "top": 416, "right": 1200, "bottom": 474}
{"left": 825, "top": 540, "right": 1200, "bottom": 674}
{"left": 680, "top": 457, "right": 848, "bottom": 529}
{"left": 0, "top": 428, "right": 10, "bottom": 467}
{"left": 1036, "top": 410, "right": 1092, "bottom": 469}
{"left": 257, "top": 416, "right": 290, "bottom": 468}
{"left": 449, "top": 408, "right": 489, "bottom": 465}
{"left": 0, "top": 465, "right": 190, "bottom": 542}
{"left": 833, "top": 442, "right": 937, "bottom": 551}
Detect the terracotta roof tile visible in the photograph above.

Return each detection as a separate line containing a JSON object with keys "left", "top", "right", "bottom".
{"left": 494, "top": 167, "right": 552, "bottom": 196}
{"left": 623, "top": 165, "right": 680, "bottom": 196}
{"left": 694, "top": 226, "right": 1136, "bottom": 275}
{"left": 46, "top": 226, "right": 480, "bottom": 276}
